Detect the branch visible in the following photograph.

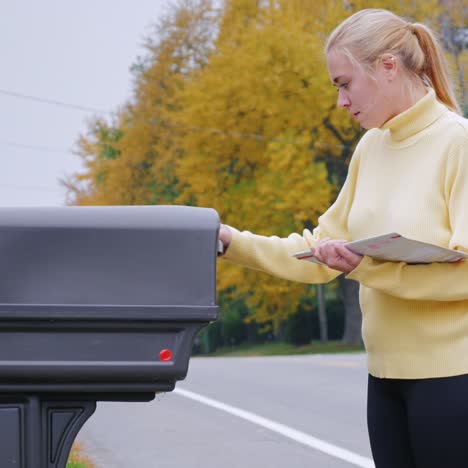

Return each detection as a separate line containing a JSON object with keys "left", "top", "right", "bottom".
{"left": 322, "top": 116, "right": 347, "bottom": 146}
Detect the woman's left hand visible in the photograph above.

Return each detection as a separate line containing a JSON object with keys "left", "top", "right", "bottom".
{"left": 311, "top": 238, "right": 363, "bottom": 274}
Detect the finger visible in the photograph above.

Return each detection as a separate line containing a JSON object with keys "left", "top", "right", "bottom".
{"left": 313, "top": 249, "right": 325, "bottom": 263}
{"left": 315, "top": 243, "right": 339, "bottom": 265}
{"left": 317, "top": 240, "right": 348, "bottom": 253}
{"left": 318, "top": 239, "right": 343, "bottom": 247}
{"left": 320, "top": 245, "right": 356, "bottom": 272}
{"left": 329, "top": 245, "right": 350, "bottom": 269}
{"left": 336, "top": 244, "right": 363, "bottom": 267}
{"left": 315, "top": 243, "right": 335, "bottom": 262}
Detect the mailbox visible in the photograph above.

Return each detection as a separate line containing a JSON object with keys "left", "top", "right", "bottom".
{"left": 0, "top": 205, "right": 219, "bottom": 468}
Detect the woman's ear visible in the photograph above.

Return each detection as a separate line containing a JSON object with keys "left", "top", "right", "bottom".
{"left": 379, "top": 54, "right": 398, "bottom": 80}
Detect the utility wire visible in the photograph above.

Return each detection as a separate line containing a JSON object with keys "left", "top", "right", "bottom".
{"left": 0, "top": 135, "right": 350, "bottom": 154}
{"left": 0, "top": 88, "right": 107, "bottom": 113}
{"left": 1, "top": 183, "right": 62, "bottom": 193}
{"left": 0, "top": 139, "right": 71, "bottom": 154}
{"left": 0, "top": 87, "right": 354, "bottom": 149}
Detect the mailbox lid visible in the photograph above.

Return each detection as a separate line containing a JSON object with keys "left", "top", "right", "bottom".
{"left": 0, "top": 205, "right": 219, "bottom": 306}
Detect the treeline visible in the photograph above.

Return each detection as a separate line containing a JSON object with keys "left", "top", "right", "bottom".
{"left": 194, "top": 284, "right": 348, "bottom": 354}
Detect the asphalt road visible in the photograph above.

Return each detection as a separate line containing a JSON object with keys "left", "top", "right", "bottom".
{"left": 76, "top": 353, "right": 374, "bottom": 468}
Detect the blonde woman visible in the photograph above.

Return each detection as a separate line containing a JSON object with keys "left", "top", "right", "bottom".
{"left": 218, "top": 8, "right": 468, "bottom": 468}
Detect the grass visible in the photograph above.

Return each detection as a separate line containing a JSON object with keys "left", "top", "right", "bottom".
{"left": 205, "top": 340, "right": 365, "bottom": 357}
{"left": 67, "top": 443, "right": 94, "bottom": 468}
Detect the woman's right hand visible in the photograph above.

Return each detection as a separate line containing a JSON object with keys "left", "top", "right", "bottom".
{"left": 218, "top": 224, "right": 232, "bottom": 254}
{"left": 313, "top": 238, "right": 362, "bottom": 274}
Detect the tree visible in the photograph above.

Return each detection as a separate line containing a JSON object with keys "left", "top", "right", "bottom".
{"left": 438, "top": 0, "right": 468, "bottom": 113}
{"left": 67, "top": 0, "right": 448, "bottom": 344}
{"left": 175, "top": 0, "right": 346, "bottom": 336}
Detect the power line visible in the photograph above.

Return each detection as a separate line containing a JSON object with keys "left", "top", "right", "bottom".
{"left": 0, "top": 87, "right": 354, "bottom": 149}
{"left": 0, "top": 139, "right": 71, "bottom": 154}
{"left": 1, "top": 183, "right": 62, "bottom": 193}
{"left": 0, "top": 134, "right": 350, "bottom": 154}
{"left": 0, "top": 88, "right": 107, "bottom": 113}
{"left": 0, "top": 132, "right": 350, "bottom": 156}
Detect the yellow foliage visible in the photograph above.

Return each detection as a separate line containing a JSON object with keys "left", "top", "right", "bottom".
{"left": 68, "top": 0, "right": 457, "bottom": 334}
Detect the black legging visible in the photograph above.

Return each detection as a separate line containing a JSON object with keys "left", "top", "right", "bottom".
{"left": 367, "top": 373, "right": 468, "bottom": 468}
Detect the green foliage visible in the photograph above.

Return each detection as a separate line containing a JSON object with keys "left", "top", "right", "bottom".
{"left": 194, "top": 285, "right": 347, "bottom": 354}
{"left": 193, "top": 289, "right": 256, "bottom": 354}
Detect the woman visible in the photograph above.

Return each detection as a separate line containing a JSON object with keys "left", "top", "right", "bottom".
{"left": 218, "top": 8, "right": 468, "bottom": 468}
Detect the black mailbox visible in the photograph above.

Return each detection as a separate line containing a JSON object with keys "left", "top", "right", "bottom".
{"left": 0, "top": 205, "right": 219, "bottom": 468}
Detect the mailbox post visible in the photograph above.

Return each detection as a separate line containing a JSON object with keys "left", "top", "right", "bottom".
{"left": 0, "top": 205, "right": 219, "bottom": 468}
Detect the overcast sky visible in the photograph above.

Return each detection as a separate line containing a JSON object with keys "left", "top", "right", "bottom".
{"left": 0, "top": 1, "right": 166, "bottom": 206}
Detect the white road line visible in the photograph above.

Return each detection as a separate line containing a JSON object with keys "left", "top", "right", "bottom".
{"left": 174, "top": 387, "right": 374, "bottom": 468}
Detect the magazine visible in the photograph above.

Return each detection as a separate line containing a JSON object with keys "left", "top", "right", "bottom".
{"left": 292, "top": 232, "right": 468, "bottom": 265}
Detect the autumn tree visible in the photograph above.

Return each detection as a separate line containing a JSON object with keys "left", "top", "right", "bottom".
{"left": 438, "top": 0, "right": 468, "bottom": 113}
{"left": 175, "top": 0, "right": 342, "bottom": 337}
{"left": 175, "top": 0, "right": 442, "bottom": 341}
{"left": 68, "top": 0, "right": 456, "bottom": 345}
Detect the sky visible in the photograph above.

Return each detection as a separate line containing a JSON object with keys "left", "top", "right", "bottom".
{"left": 0, "top": 1, "right": 167, "bottom": 206}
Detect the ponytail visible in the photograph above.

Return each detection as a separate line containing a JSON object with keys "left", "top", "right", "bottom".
{"left": 412, "top": 23, "right": 461, "bottom": 114}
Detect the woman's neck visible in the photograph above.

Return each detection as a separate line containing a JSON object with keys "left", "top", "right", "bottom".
{"left": 385, "top": 79, "right": 428, "bottom": 124}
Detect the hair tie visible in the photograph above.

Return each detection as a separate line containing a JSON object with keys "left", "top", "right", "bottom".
{"left": 406, "top": 23, "right": 416, "bottom": 35}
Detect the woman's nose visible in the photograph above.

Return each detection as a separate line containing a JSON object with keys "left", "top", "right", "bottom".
{"left": 337, "top": 90, "right": 350, "bottom": 109}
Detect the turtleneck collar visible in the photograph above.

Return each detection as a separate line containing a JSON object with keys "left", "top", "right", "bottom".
{"left": 380, "top": 88, "right": 448, "bottom": 143}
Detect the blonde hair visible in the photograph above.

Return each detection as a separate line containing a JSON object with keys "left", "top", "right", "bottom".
{"left": 325, "top": 9, "right": 461, "bottom": 114}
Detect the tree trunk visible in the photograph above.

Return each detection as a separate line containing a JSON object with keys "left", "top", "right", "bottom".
{"left": 275, "top": 316, "right": 285, "bottom": 342}
{"left": 338, "top": 276, "right": 363, "bottom": 345}
{"left": 246, "top": 321, "right": 257, "bottom": 344}
{"left": 316, "top": 284, "right": 328, "bottom": 342}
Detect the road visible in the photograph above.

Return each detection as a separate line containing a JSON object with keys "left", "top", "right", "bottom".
{"left": 76, "top": 353, "right": 374, "bottom": 468}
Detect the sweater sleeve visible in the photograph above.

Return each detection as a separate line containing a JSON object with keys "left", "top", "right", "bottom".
{"left": 347, "top": 135, "right": 468, "bottom": 301}
{"left": 222, "top": 147, "right": 362, "bottom": 284}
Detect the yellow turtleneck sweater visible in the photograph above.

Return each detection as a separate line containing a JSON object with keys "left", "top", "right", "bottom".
{"left": 224, "top": 89, "right": 468, "bottom": 379}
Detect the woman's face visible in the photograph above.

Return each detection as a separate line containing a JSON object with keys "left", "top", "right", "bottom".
{"left": 327, "top": 49, "right": 394, "bottom": 129}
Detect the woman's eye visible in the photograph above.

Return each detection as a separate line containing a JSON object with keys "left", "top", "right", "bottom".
{"left": 340, "top": 83, "right": 348, "bottom": 89}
